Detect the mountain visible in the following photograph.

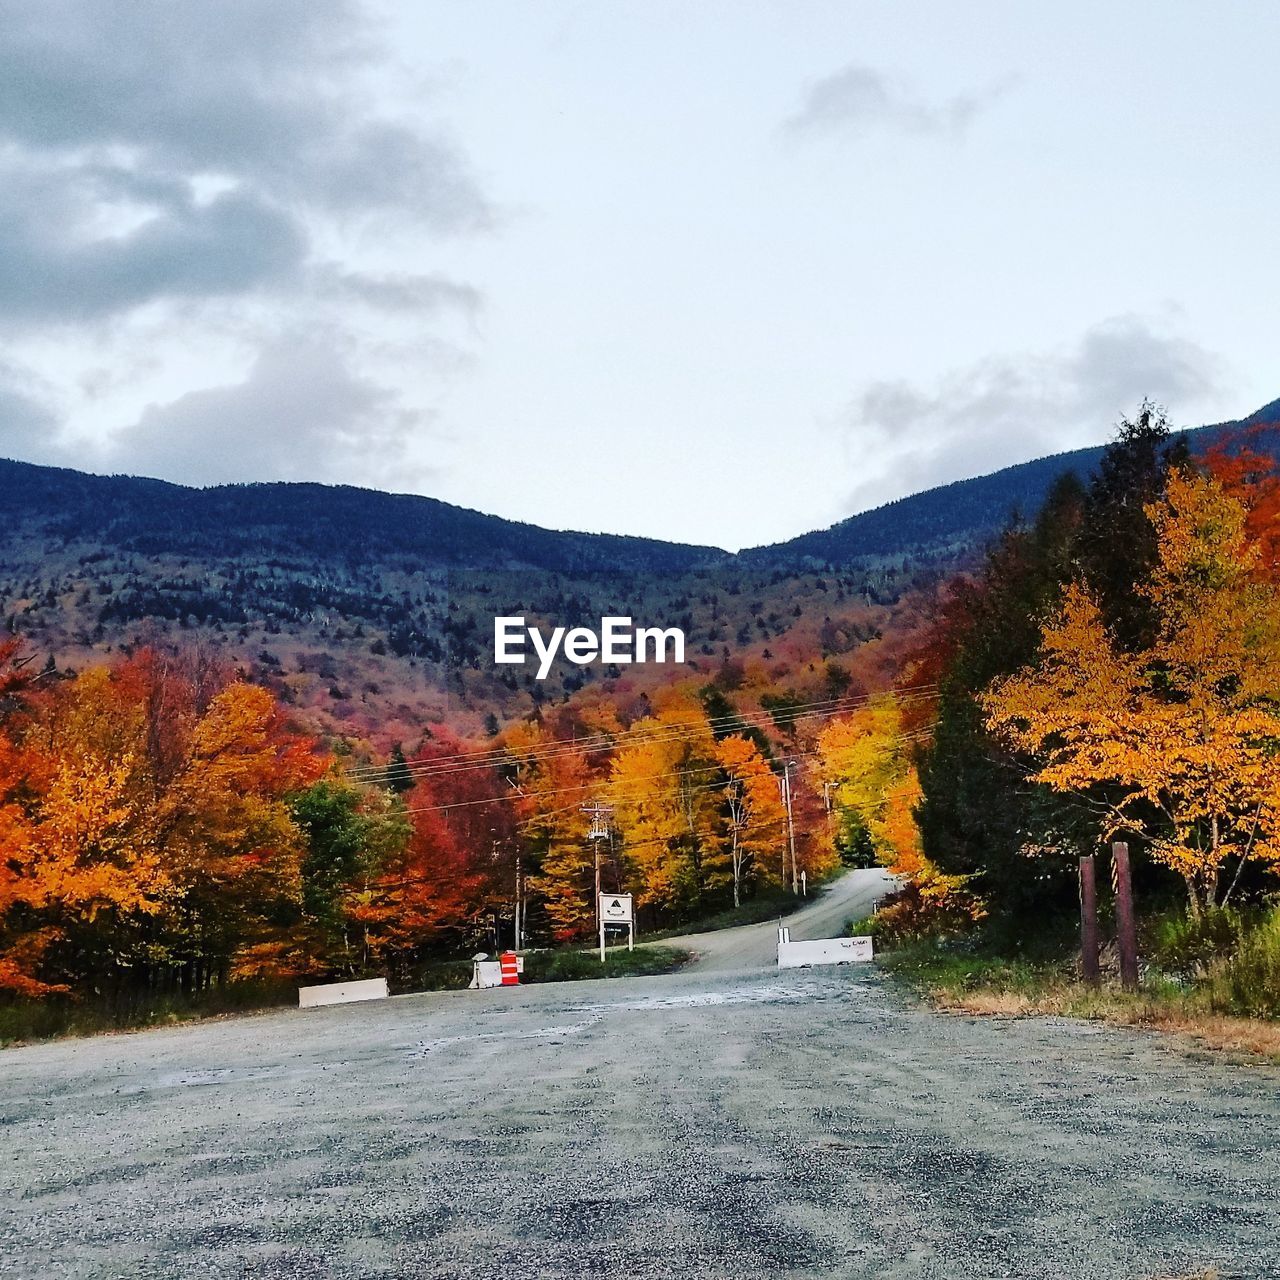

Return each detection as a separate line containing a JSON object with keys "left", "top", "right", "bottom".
{"left": 0, "top": 460, "right": 725, "bottom": 574}
{"left": 2, "top": 399, "right": 1274, "bottom": 745}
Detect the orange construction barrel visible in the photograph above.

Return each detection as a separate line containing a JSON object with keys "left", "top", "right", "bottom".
{"left": 499, "top": 951, "right": 520, "bottom": 986}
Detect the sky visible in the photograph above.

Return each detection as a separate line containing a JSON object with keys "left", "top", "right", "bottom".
{"left": 0, "top": 1, "right": 1277, "bottom": 551}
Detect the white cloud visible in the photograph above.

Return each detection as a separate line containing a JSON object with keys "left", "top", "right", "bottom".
{"left": 98, "top": 336, "right": 435, "bottom": 490}
{"left": 839, "top": 316, "right": 1228, "bottom": 510}
{"left": 785, "top": 64, "right": 1012, "bottom": 140}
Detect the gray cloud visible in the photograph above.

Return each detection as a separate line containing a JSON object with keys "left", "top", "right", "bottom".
{"left": 0, "top": 166, "right": 305, "bottom": 323}
{"left": 841, "top": 316, "right": 1226, "bottom": 509}
{"left": 786, "top": 64, "right": 1011, "bottom": 140}
{"left": 98, "top": 337, "right": 433, "bottom": 490}
{"left": 0, "top": 364, "right": 58, "bottom": 462}
{"left": 0, "top": 0, "right": 489, "bottom": 326}
{"left": 312, "top": 266, "right": 483, "bottom": 318}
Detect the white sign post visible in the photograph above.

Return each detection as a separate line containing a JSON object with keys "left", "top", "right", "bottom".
{"left": 598, "top": 892, "right": 634, "bottom": 961}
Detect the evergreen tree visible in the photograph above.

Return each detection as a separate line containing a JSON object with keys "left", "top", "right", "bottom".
{"left": 915, "top": 423, "right": 1187, "bottom": 944}
{"left": 384, "top": 743, "right": 414, "bottom": 794}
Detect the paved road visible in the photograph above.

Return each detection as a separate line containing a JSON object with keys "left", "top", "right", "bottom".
{"left": 665, "top": 868, "right": 899, "bottom": 970}
{"left": 3, "top": 875, "right": 1279, "bottom": 1280}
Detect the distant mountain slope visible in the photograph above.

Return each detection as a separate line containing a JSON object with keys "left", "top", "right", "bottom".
{"left": 744, "top": 398, "right": 1280, "bottom": 567}
{"left": 1, "top": 399, "right": 1274, "bottom": 745}
{"left": 3, "top": 398, "right": 1276, "bottom": 577}
{"left": 0, "top": 460, "right": 726, "bottom": 574}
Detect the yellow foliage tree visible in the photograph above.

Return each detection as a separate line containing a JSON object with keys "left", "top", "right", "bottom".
{"left": 983, "top": 470, "right": 1280, "bottom": 916}
{"left": 818, "top": 695, "right": 983, "bottom": 931}
{"left": 715, "top": 734, "right": 786, "bottom": 906}
{"left": 817, "top": 697, "right": 904, "bottom": 855}
{"left": 610, "top": 693, "right": 726, "bottom": 914}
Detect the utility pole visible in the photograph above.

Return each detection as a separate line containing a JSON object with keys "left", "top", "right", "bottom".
{"left": 582, "top": 801, "right": 613, "bottom": 931}
{"left": 514, "top": 847, "right": 523, "bottom": 953}
{"left": 780, "top": 761, "right": 799, "bottom": 894}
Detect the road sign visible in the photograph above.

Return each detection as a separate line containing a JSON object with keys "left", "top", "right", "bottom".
{"left": 599, "top": 892, "right": 633, "bottom": 924}
{"left": 598, "top": 892, "right": 635, "bottom": 961}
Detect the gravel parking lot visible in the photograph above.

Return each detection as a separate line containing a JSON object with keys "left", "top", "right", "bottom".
{"left": 3, "top": 877, "right": 1278, "bottom": 1279}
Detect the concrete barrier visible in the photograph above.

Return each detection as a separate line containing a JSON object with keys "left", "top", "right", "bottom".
{"left": 777, "top": 936, "right": 873, "bottom": 968}
{"left": 470, "top": 960, "right": 503, "bottom": 989}
{"left": 298, "top": 977, "right": 389, "bottom": 1008}
{"left": 469, "top": 955, "right": 525, "bottom": 989}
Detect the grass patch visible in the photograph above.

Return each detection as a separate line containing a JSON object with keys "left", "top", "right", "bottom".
{"left": 0, "top": 979, "right": 298, "bottom": 1048}
{"left": 879, "top": 942, "right": 1280, "bottom": 1063}
{"left": 522, "top": 945, "right": 690, "bottom": 983}
{"left": 394, "top": 959, "right": 476, "bottom": 993}
{"left": 404, "top": 945, "right": 691, "bottom": 990}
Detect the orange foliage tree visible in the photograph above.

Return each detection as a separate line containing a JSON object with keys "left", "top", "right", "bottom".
{"left": 715, "top": 734, "right": 786, "bottom": 907}
{"left": 0, "top": 646, "right": 329, "bottom": 997}
{"left": 983, "top": 470, "right": 1280, "bottom": 916}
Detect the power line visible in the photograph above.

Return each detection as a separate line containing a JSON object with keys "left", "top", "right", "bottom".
{"left": 345, "top": 687, "right": 927, "bottom": 783}
{"left": 344, "top": 685, "right": 939, "bottom": 787}
{"left": 344, "top": 685, "right": 936, "bottom": 781}
{"left": 393, "top": 728, "right": 932, "bottom": 819}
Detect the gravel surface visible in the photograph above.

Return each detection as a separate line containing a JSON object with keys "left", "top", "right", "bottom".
{"left": 3, "top": 873, "right": 1278, "bottom": 1279}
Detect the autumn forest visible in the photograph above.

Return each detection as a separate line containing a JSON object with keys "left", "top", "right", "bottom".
{"left": 4, "top": 405, "right": 1280, "bottom": 1024}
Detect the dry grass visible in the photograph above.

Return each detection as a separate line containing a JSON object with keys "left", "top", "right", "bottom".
{"left": 879, "top": 947, "right": 1280, "bottom": 1064}
{"left": 929, "top": 980, "right": 1280, "bottom": 1062}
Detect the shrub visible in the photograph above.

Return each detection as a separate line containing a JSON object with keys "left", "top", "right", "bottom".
{"left": 858, "top": 875, "right": 985, "bottom": 946}
{"left": 1213, "top": 908, "right": 1280, "bottom": 1019}
{"left": 1153, "top": 905, "right": 1244, "bottom": 980}
{"left": 522, "top": 945, "right": 689, "bottom": 983}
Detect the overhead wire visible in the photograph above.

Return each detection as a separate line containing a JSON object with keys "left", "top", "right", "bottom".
{"left": 343, "top": 684, "right": 939, "bottom": 788}
{"left": 393, "top": 728, "right": 934, "bottom": 819}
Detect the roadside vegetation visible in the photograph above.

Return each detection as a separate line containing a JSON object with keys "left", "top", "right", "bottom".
{"left": 5, "top": 402, "right": 1280, "bottom": 1053}
{"left": 874, "top": 932, "right": 1280, "bottom": 1062}
{"left": 0, "top": 978, "right": 299, "bottom": 1045}
{"left": 841, "top": 409, "right": 1280, "bottom": 1054}
{"left": 1, "top": 946, "right": 693, "bottom": 1046}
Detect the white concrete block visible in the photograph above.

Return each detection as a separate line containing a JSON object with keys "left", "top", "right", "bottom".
{"left": 777, "top": 936, "right": 873, "bottom": 968}
{"left": 298, "top": 977, "right": 389, "bottom": 1008}
{"left": 469, "top": 960, "right": 504, "bottom": 989}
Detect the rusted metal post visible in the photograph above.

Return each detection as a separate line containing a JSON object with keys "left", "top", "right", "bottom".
{"left": 1112, "top": 841, "right": 1139, "bottom": 991}
{"left": 1079, "top": 854, "right": 1101, "bottom": 986}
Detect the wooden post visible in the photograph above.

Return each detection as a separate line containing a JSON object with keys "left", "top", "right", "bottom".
{"left": 1079, "top": 854, "right": 1101, "bottom": 986}
{"left": 1112, "top": 841, "right": 1139, "bottom": 991}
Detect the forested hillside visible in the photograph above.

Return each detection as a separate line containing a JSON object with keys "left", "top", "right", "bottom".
{"left": 4, "top": 401, "right": 1280, "bottom": 1021}
{"left": 2, "top": 402, "right": 1276, "bottom": 751}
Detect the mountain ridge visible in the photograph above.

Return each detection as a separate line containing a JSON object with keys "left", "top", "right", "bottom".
{"left": 5, "top": 397, "right": 1275, "bottom": 573}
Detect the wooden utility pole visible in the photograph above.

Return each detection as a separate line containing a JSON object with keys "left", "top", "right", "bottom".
{"left": 781, "top": 761, "right": 799, "bottom": 894}
{"left": 1112, "top": 841, "right": 1139, "bottom": 991}
{"left": 514, "top": 848, "right": 523, "bottom": 953}
{"left": 582, "top": 801, "right": 612, "bottom": 931}
{"left": 1078, "top": 854, "right": 1100, "bottom": 986}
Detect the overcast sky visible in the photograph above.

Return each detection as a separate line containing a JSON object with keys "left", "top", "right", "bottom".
{"left": 0, "top": 2, "right": 1276, "bottom": 550}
